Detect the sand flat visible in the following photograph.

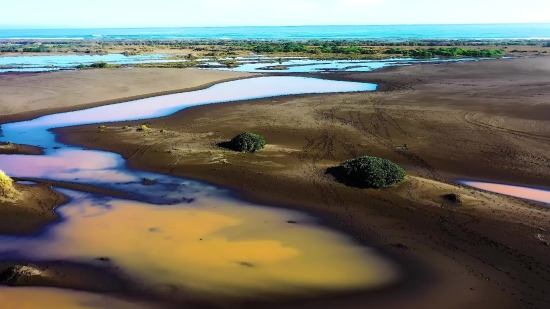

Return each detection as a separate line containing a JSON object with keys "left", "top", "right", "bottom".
{"left": 0, "top": 68, "right": 257, "bottom": 119}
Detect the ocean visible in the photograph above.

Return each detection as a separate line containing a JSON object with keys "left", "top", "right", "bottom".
{"left": 1, "top": 24, "right": 550, "bottom": 40}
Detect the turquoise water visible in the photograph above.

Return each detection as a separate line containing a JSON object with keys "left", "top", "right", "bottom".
{"left": 0, "top": 54, "right": 487, "bottom": 73}
{"left": 205, "top": 57, "right": 484, "bottom": 73}
{"left": 1, "top": 24, "right": 550, "bottom": 40}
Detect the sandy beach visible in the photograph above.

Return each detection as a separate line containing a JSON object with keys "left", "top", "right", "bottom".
{"left": 2, "top": 58, "right": 550, "bottom": 308}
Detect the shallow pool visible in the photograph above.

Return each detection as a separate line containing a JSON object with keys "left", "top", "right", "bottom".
{"left": 0, "top": 54, "right": 186, "bottom": 73}
{"left": 201, "top": 57, "right": 483, "bottom": 73}
{"left": 458, "top": 180, "right": 550, "bottom": 204}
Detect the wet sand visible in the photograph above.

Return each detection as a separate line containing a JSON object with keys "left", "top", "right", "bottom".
{"left": 2, "top": 57, "right": 550, "bottom": 308}
{"left": 0, "top": 182, "right": 67, "bottom": 235}
{"left": 0, "top": 143, "right": 43, "bottom": 155}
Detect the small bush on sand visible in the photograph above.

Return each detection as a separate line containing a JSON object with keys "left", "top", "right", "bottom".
{"left": 328, "top": 156, "right": 406, "bottom": 189}
{"left": 137, "top": 125, "right": 148, "bottom": 132}
{"left": 227, "top": 132, "right": 266, "bottom": 153}
{"left": 0, "top": 169, "right": 19, "bottom": 199}
{"left": 443, "top": 193, "right": 463, "bottom": 203}
{"left": 89, "top": 61, "right": 109, "bottom": 68}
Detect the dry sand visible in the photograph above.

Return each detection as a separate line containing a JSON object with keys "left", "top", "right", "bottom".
{"left": 2, "top": 58, "right": 550, "bottom": 308}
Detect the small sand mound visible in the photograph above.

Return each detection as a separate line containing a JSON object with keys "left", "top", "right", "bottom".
{"left": 0, "top": 265, "right": 43, "bottom": 286}
{"left": 443, "top": 193, "right": 463, "bottom": 204}
{"left": 0, "top": 169, "right": 19, "bottom": 200}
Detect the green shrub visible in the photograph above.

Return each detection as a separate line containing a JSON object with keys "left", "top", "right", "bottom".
{"left": 335, "top": 156, "right": 406, "bottom": 189}
{"left": 89, "top": 61, "right": 109, "bottom": 68}
{"left": 228, "top": 132, "right": 266, "bottom": 153}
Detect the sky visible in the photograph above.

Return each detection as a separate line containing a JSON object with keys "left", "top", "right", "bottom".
{"left": 2, "top": 0, "right": 549, "bottom": 28}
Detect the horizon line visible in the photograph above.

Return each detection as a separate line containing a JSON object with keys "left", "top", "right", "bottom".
{"left": 1, "top": 22, "right": 549, "bottom": 30}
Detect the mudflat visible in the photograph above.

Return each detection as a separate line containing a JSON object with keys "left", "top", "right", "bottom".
{"left": 2, "top": 57, "right": 550, "bottom": 308}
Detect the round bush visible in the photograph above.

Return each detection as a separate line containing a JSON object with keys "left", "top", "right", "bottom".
{"left": 338, "top": 156, "right": 406, "bottom": 189}
{"left": 228, "top": 132, "right": 266, "bottom": 153}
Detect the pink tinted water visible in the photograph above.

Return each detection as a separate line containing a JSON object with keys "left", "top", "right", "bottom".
{"left": 460, "top": 181, "right": 550, "bottom": 204}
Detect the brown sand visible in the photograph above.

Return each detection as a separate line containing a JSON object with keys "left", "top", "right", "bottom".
{"left": 0, "top": 143, "right": 44, "bottom": 155}
{"left": 0, "top": 68, "right": 257, "bottom": 123}
{"left": 0, "top": 181, "right": 67, "bottom": 235}
{"left": 2, "top": 58, "right": 550, "bottom": 308}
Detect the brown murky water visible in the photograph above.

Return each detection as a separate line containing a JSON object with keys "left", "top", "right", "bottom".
{"left": 0, "top": 189, "right": 400, "bottom": 304}
{"left": 0, "top": 287, "right": 149, "bottom": 309}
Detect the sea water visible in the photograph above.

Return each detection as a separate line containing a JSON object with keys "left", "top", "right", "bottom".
{"left": 1, "top": 24, "right": 550, "bottom": 40}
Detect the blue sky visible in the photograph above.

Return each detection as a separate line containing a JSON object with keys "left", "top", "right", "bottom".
{"left": 3, "top": 0, "right": 549, "bottom": 28}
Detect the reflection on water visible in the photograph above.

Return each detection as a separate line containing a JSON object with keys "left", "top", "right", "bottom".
{"left": 0, "top": 189, "right": 399, "bottom": 298}
{"left": 0, "top": 76, "right": 397, "bottom": 304}
{"left": 1, "top": 287, "right": 149, "bottom": 309}
{"left": 201, "top": 57, "right": 482, "bottom": 73}
{"left": 458, "top": 180, "right": 550, "bottom": 204}
{"left": 0, "top": 54, "right": 186, "bottom": 73}
{"left": 15, "top": 181, "right": 38, "bottom": 185}
{"left": 0, "top": 149, "right": 136, "bottom": 184}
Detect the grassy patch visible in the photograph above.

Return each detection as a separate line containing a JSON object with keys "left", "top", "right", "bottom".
{"left": 137, "top": 124, "right": 149, "bottom": 132}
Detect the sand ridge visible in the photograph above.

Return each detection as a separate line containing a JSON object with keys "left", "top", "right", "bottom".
{"left": 0, "top": 68, "right": 258, "bottom": 122}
